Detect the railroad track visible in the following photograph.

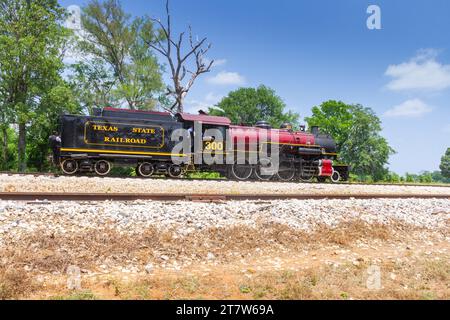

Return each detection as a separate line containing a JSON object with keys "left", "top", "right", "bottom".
{"left": 0, "top": 192, "right": 449, "bottom": 202}
{"left": 1, "top": 171, "right": 450, "bottom": 188}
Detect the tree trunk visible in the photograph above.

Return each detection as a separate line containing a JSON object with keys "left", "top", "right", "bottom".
{"left": 174, "top": 91, "right": 183, "bottom": 113}
{"left": 18, "top": 122, "right": 26, "bottom": 172}
{"left": 1, "top": 126, "right": 7, "bottom": 170}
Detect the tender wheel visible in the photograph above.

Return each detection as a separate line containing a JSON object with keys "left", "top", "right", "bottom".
{"left": 138, "top": 162, "right": 154, "bottom": 177}
{"left": 276, "top": 161, "right": 296, "bottom": 181}
{"left": 229, "top": 162, "right": 253, "bottom": 181}
{"left": 331, "top": 169, "right": 340, "bottom": 183}
{"left": 61, "top": 159, "right": 78, "bottom": 175}
{"left": 94, "top": 160, "right": 111, "bottom": 176}
{"left": 168, "top": 164, "right": 183, "bottom": 178}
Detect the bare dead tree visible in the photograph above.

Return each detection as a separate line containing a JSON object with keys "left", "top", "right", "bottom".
{"left": 147, "top": 0, "right": 214, "bottom": 113}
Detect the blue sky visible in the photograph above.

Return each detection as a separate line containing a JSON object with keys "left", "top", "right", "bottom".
{"left": 59, "top": 0, "right": 450, "bottom": 175}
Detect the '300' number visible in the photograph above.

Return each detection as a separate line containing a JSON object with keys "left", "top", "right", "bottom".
{"left": 205, "top": 141, "right": 224, "bottom": 151}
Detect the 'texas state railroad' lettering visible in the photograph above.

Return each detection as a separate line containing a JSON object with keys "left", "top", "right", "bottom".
{"left": 85, "top": 122, "right": 163, "bottom": 148}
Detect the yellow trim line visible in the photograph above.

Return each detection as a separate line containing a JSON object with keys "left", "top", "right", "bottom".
{"left": 60, "top": 148, "right": 187, "bottom": 157}
{"left": 61, "top": 147, "right": 335, "bottom": 157}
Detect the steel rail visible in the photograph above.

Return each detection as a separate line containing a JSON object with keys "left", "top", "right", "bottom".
{"left": 0, "top": 192, "right": 449, "bottom": 202}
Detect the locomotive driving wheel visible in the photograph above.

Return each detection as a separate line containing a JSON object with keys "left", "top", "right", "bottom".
{"left": 254, "top": 159, "right": 274, "bottom": 181}
{"left": 137, "top": 162, "right": 154, "bottom": 177}
{"left": 299, "top": 174, "right": 315, "bottom": 182}
{"left": 229, "top": 162, "right": 253, "bottom": 181}
{"left": 276, "top": 161, "right": 296, "bottom": 182}
{"left": 61, "top": 159, "right": 78, "bottom": 175}
{"left": 298, "top": 163, "right": 316, "bottom": 182}
{"left": 94, "top": 160, "right": 112, "bottom": 176}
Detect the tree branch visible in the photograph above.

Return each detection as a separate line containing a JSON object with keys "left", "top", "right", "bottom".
{"left": 147, "top": 0, "right": 214, "bottom": 113}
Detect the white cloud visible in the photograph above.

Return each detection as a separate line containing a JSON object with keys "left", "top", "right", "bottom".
{"left": 203, "top": 58, "right": 226, "bottom": 68}
{"left": 385, "top": 49, "right": 450, "bottom": 92}
{"left": 204, "top": 92, "right": 223, "bottom": 103}
{"left": 207, "top": 71, "right": 246, "bottom": 86}
{"left": 384, "top": 99, "right": 432, "bottom": 118}
{"left": 212, "top": 59, "right": 227, "bottom": 67}
{"left": 185, "top": 92, "right": 224, "bottom": 114}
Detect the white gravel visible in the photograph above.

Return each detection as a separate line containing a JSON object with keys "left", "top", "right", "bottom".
{"left": 0, "top": 198, "right": 449, "bottom": 243}
{"left": 1, "top": 174, "right": 450, "bottom": 196}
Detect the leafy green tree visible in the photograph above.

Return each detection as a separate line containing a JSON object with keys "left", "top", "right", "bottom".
{"left": 384, "top": 172, "right": 401, "bottom": 183}
{"left": 305, "top": 101, "right": 395, "bottom": 180}
{"left": 209, "top": 85, "right": 299, "bottom": 128}
{"left": 0, "top": 87, "right": 13, "bottom": 167}
{"left": 69, "top": 58, "right": 116, "bottom": 115}
{"left": 0, "top": 127, "right": 17, "bottom": 170}
{"left": 27, "top": 84, "right": 80, "bottom": 171}
{"left": 76, "top": 0, "right": 163, "bottom": 110}
{"left": 405, "top": 173, "right": 416, "bottom": 183}
{"left": 418, "top": 172, "right": 433, "bottom": 183}
{"left": 0, "top": 0, "right": 70, "bottom": 171}
{"left": 305, "top": 100, "right": 353, "bottom": 151}
{"left": 440, "top": 148, "right": 450, "bottom": 178}
{"left": 430, "top": 170, "right": 450, "bottom": 183}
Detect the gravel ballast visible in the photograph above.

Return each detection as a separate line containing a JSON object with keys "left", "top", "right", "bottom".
{"left": 1, "top": 198, "right": 449, "bottom": 241}
{"left": 1, "top": 174, "right": 450, "bottom": 196}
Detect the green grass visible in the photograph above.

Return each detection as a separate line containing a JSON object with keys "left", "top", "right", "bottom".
{"left": 50, "top": 290, "right": 98, "bottom": 300}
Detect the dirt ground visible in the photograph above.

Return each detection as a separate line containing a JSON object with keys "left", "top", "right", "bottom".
{"left": 1, "top": 220, "right": 448, "bottom": 300}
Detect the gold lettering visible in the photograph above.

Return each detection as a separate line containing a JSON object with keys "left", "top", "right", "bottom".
{"left": 103, "top": 136, "right": 147, "bottom": 145}
{"left": 93, "top": 124, "right": 118, "bottom": 132}
{"left": 132, "top": 127, "right": 156, "bottom": 134}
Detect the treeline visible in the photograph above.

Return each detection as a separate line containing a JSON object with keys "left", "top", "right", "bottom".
{"left": 353, "top": 171, "right": 450, "bottom": 184}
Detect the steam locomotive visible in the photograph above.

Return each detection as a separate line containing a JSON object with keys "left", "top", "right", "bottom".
{"left": 54, "top": 107, "right": 349, "bottom": 182}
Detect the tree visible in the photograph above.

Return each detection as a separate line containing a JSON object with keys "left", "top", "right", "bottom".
{"left": 27, "top": 84, "right": 80, "bottom": 171}
{"left": 430, "top": 170, "right": 450, "bottom": 183}
{"left": 0, "top": 82, "right": 13, "bottom": 168}
{"left": 440, "top": 148, "right": 450, "bottom": 178}
{"left": 305, "top": 100, "right": 395, "bottom": 180}
{"left": 0, "top": 0, "right": 70, "bottom": 171}
{"left": 77, "top": 0, "right": 163, "bottom": 110}
{"left": 69, "top": 58, "right": 116, "bottom": 115}
{"left": 147, "top": 0, "right": 214, "bottom": 113}
{"left": 304, "top": 100, "right": 353, "bottom": 151}
{"left": 0, "top": 126, "right": 17, "bottom": 170}
{"left": 209, "top": 85, "right": 299, "bottom": 128}
{"left": 418, "top": 171, "right": 433, "bottom": 183}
